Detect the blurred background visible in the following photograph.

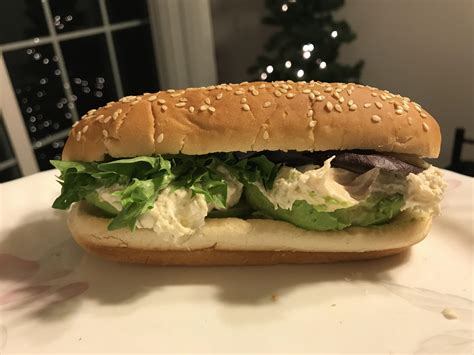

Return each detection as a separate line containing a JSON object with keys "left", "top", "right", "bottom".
{"left": 0, "top": 0, "right": 472, "bottom": 182}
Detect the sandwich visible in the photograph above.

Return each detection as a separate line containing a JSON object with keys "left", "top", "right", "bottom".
{"left": 51, "top": 81, "right": 446, "bottom": 265}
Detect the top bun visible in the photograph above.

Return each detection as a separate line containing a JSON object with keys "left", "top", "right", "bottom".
{"left": 62, "top": 81, "right": 441, "bottom": 161}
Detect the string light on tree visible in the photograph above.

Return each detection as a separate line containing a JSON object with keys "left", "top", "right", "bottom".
{"left": 248, "top": 0, "right": 363, "bottom": 82}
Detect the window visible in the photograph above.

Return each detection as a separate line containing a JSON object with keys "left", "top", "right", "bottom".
{"left": 0, "top": 0, "right": 159, "bottom": 180}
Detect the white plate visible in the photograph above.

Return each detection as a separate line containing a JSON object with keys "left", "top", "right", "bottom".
{"left": 0, "top": 169, "right": 472, "bottom": 354}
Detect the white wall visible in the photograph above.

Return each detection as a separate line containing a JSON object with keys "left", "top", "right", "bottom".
{"left": 337, "top": 0, "right": 473, "bottom": 166}
{"left": 211, "top": 0, "right": 474, "bottom": 166}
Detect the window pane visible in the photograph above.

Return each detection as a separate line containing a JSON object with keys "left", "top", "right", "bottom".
{"left": 34, "top": 138, "right": 65, "bottom": 171}
{"left": 0, "top": 1, "right": 48, "bottom": 44}
{"left": 113, "top": 25, "right": 159, "bottom": 95}
{"left": 0, "top": 164, "right": 22, "bottom": 183}
{"left": 49, "top": 0, "right": 102, "bottom": 33}
{"left": 0, "top": 116, "right": 16, "bottom": 161}
{"left": 3, "top": 45, "right": 74, "bottom": 144}
{"left": 106, "top": 0, "right": 148, "bottom": 23}
{"left": 61, "top": 35, "right": 117, "bottom": 116}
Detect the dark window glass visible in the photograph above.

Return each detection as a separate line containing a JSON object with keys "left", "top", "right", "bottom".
{"left": 113, "top": 25, "right": 159, "bottom": 95}
{"left": 0, "top": 116, "right": 16, "bottom": 161}
{"left": 0, "top": 164, "right": 22, "bottom": 183}
{"left": 61, "top": 35, "right": 117, "bottom": 116}
{"left": 3, "top": 44, "right": 74, "bottom": 144}
{"left": 0, "top": 1, "right": 49, "bottom": 44}
{"left": 49, "top": 0, "right": 102, "bottom": 33}
{"left": 106, "top": 0, "right": 148, "bottom": 23}
{"left": 34, "top": 138, "right": 65, "bottom": 171}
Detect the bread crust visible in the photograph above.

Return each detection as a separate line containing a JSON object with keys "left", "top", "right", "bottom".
{"left": 68, "top": 202, "right": 432, "bottom": 265}
{"left": 62, "top": 81, "right": 441, "bottom": 161}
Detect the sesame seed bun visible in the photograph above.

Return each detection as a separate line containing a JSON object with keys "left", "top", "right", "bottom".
{"left": 62, "top": 81, "right": 441, "bottom": 161}
{"left": 68, "top": 202, "right": 432, "bottom": 265}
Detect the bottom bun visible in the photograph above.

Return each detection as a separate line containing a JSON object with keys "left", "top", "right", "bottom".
{"left": 68, "top": 202, "right": 433, "bottom": 265}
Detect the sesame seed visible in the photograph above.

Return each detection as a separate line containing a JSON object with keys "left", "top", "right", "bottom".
{"left": 347, "top": 100, "right": 354, "bottom": 106}
{"left": 274, "top": 91, "right": 282, "bottom": 97}
{"left": 380, "top": 95, "right": 387, "bottom": 101}
{"left": 349, "top": 104, "right": 358, "bottom": 111}
{"left": 88, "top": 109, "right": 96, "bottom": 115}
{"left": 241, "top": 97, "right": 247, "bottom": 104}
{"left": 76, "top": 131, "right": 82, "bottom": 141}
{"left": 420, "top": 112, "right": 427, "bottom": 118}
{"left": 204, "top": 97, "right": 211, "bottom": 105}
{"left": 371, "top": 115, "right": 382, "bottom": 123}
{"left": 167, "top": 89, "right": 175, "bottom": 93}
{"left": 309, "top": 120, "right": 317, "bottom": 128}
{"left": 422, "top": 122, "right": 429, "bottom": 132}
{"left": 157, "top": 133, "right": 164, "bottom": 143}
{"left": 158, "top": 99, "right": 166, "bottom": 104}
{"left": 131, "top": 100, "right": 140, "bottom": 105}
{"left": 375, "top": 102, "right": 383, "bottom": 109}
{"left": 259, "top": 84, "right": 266, "bottom": 89}
{"left": 216, "top": 93, "right": 223, "bottom": 100}
{"left": 161, "top": 105, "right": 168, "bottom": 112}
{"left": 263, "top": 101, "right": 271, "bottom": 108}
{"left": 225, "top": 86, "right": 233, "bottom": 91}
{"left": 363, "top": 103, "right": 372, "bottom": 108}
{"left": 389, "top": 100, "right": 395, "bottom": 104}
{"left": 407, "top": 116, "right": 413, "bottom": 125}
{"left": 189, "top": 106, "right": 195, "bottom": 113}
{"left": 102, "top": 129, "right": 108, "bottom": 138}
{"left": 103, "top": 116, "right": 112, "bottom": 123}
{"left": 415, "top": 106, "right": 422, "bottom": 112}
{"left": 208, "top": 106, "right": 216, "bottom": 112}
{"left": 286, "top": 93, "right": 295, "bottom": 99}
{"left": 309, "top": 93, "right": 316, "bottom": 100}
{"left": 235, "top": 90, "right": 244, "bottom": 95}
{"left": 335, "top": 104, "right": 343, "bottom": 113}
{"left": 332, "top": 92, "right": 340, "bottom": 99}
{"left": 279, "top": 88, "right": 288, "bottom": 94}
{"left": 96, "top": 114, "right": 104, "bottom": 121}
{"left": 303, "top": 89, "right": 311, "bottom": 94}
{"left": 82, "top": 125, "right": 89, "bottom": 133}
{"left": 72, "top": 121, "right": 79, "bottom": 127}
{"left": 263, "top": 131, "right": 269, "bottom": 140}
{"left": 395, "top": 109, "right": 404, "bottom": 115}
{"left": 175, "top": 102, "right": 186, "bottom": 107}
{"left": 402, "top": 104, "right": 409, "bottom": 112}
{"left": 199, "top": 105, "right": 209, "bottom": 111}
{"left": 307, "top": 109, "right": 314, "bottom": 117}
{"left": 338, "top": 97, "right": 344, "bottom": 103}
{"left": 113, "top": 110, "right": 121, "bottom": 120}
{"left": 347, "top": 89, "right": 353, "bottom": 95}
{"left": 371, "top": 92, "right": 378, "bottom": 97}
{"left": 171, "top": 92, "right": 182, "bottom": 97}
{"left": 316, "top": 95, "right": 325, "bottom": 101}
{"left": 252, "top": 90, "right": 259, "bottom": 96}
{"left": 148, "top": 95, "right": 157, "bottom": 101}
{"left": 313, "top": 90, "right": 321, "bottom": 95}
{"left": 242, "top": 104, "right": 250, "bottom": 111}
{"left": 324, "top": 87, "right": 332, "bottom": 93}
{"left": 325, "top": 102, "right": 334, "bottom": 112}
{"left": 336, "top": 88, "right": 343, "bottom": 93}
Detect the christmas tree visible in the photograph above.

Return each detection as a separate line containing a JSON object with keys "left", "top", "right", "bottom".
{"left": 248, "top": 0, "right": 363, "bottom": 83}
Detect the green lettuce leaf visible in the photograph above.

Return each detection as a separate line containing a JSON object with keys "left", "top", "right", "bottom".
{"left": 50, "top": 154, "right": 242, "bottom": 230}
{"left": 245, "top": 184, "right": 404, "bottom": 231}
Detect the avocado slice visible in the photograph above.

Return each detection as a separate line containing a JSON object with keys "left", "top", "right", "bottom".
{"left": 244, "top": 184, "right": 404, "bottom": 231}
{"left": 85, "top": 191, "right": 120, "bottom": 217}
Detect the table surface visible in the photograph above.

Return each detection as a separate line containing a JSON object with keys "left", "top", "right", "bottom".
{"left": 0, "top": 169, "right": 473, "bottom": 354}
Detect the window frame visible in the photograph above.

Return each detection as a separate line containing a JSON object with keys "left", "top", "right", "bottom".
{"left": 0, "top": 0, "right": 217, "bottom": 178}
